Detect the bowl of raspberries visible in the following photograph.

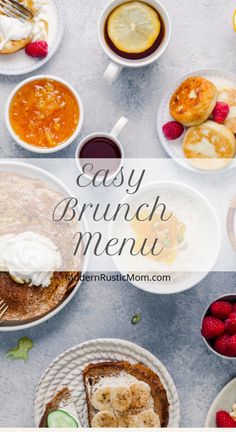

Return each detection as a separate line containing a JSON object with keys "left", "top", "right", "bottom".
{"left": 201, "top": 295, "right": 236, "bottom": 358}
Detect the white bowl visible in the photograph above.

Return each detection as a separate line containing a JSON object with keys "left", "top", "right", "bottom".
{"left": 201, "top": 293, "right": 236, "bottom": 360}
{"left": 0, "top": 160, "right": 89, "bottom": 331}
{"left": 109, "top": 180, "right": 221, "bottom": 294}
{"left": 5, "top": 75, "right": 84, "bottom": 154}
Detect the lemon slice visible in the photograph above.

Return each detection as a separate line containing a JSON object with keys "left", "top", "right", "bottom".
{"left": 107, "top": 1, "right": 161, "bottom": 54}
{"left": 233, "top": 9, "right": 236, "bottom": 32}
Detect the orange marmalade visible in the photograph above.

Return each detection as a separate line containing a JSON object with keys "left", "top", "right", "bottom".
{"left": 9, "top": 79, "right": 80, "bottom": 148}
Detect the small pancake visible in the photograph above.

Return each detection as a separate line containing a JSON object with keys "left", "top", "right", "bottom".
{"left": 217, "top": 87, "right": 236, "bottom": 134}
{"left": 217, "top": 86, "right": 236, "bottom": 106}
{"left": 0, "top": 0, "right": 32, "bottom": 54}
{"left": 170, "top": 77, "right": 218, "bottom": 127}
{"left": 183, "top": 120, "right": 236, "bottom": 170}
{"left": 0, "top": 37, "right": 32, "bottom": 54}
{"left": 225, "top": 107, "right": 236, "bottom": 134}
{"left": 0, "top": 0, "right": 48, "bottom": 54}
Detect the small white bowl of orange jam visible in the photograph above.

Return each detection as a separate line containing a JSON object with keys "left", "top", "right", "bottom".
{"left": 5, "top": 75, "right": 84, "bottom": 154}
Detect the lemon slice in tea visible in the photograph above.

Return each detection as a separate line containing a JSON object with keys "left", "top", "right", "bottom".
{"left": 233, "top": 9, "right": 236, "bottom": 32}
{"left": 107, "top": 1, "right": 161, "bottom": 54}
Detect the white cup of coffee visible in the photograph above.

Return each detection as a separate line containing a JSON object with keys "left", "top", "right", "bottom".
{"left": 98, "top": 0, "right": 172, "bottom": 84}
{"left": 75, "top": 116, "right": 128, "bottom": 180}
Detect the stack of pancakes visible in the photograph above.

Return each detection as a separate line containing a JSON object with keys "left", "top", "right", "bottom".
{"left": 0, "top": 0, "right": 48, "bottom": 54}
{"left": 0, "top": 173, "right": 83, "bottom": 325}
{"left": 169, "top": 76, "right": 236, "bottom": 170}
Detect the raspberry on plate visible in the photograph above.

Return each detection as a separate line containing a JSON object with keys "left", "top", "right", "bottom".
{"left": 225, "top": 313, "right": 236, "bottom": 335}
{"left": 25, "top": 41, "right": 48, "bottom": 58}
{"left": 216, "top": 411, "right": 236, "bottom": 428}
{"left": 201, "top": 316, "right": 225, "bottom": 339}
{"left": 162, "top": 121, "right": 184, "bottom": 141}
{"left": 210, "top": 300, "right": 233, "bottom": 320}
{"left": 212, "top": 102, "right": 230, "bottom": 124}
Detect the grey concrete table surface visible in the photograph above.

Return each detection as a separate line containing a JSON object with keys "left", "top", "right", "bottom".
{"left": 0, "top": 0, "right": 236, "bottom": 427}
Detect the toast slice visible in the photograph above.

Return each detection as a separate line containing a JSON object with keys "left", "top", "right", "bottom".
{"left": 39, "top": 387, "right": 80, "bottom": 428}
{"left": 83, "top": 361, "right": 169, "bottom": 427}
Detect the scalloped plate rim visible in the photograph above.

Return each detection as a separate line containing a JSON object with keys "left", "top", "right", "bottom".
{"left": 34, "top": 338, "right": 180, "bottom": 428}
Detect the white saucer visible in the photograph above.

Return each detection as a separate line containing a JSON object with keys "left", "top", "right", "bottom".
{"left": 205, "top": 378, "right": 236, "bottom": 427}
{"left": 0, "top": 0, "right": 64, "bottom": 76}
{"left": 157, "top": 68, "right": 236, "bottom": 173}
{"left": 34, "top": 338, "right": 180, "bottom": 427}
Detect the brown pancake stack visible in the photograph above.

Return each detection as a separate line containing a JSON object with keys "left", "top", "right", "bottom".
{"left": 0, "top": 173, "right": 83, "bottom": 325}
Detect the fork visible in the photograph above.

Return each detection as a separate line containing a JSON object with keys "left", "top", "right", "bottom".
{"left": 0, "top": 0, "right": 33, "bottom": 23}
{"left": 0, "top": 300, "right": 8, "bottom": 321}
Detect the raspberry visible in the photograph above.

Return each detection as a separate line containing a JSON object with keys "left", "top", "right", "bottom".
{"left": 201, "top": 316, "right": 225, "bottom": 339}
{"left": 225, "top": 313, "right": 236, "bottom": 335}
{"left": 212, "top": 102, "right": 230, "bottom": 124}
{"left": 227, "top": 334, "right": 236, "bottom": 356}
{"left": 210, "top": 300, "right": 233, "bottom": 320}
{"left": 215, "top": 334, "right": 231, "bottom": 356}
{"left": 216, "top": 411, "right": 236, "bottom": 428}
{"left": 162, "top": 121, "right": 184, "bottom": 140}
{"left": 25, "top": 40, "right": 48, "bottom": 58}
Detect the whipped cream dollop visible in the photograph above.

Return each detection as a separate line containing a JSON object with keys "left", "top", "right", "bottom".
{"left": 0, "top": 16, "right": 32, "bottom": 49}
{"left": 0, "top": 0, "right": 48, "bottom": 49}
{"left": 0, "top": 232, "right": 62, "bottom": 288}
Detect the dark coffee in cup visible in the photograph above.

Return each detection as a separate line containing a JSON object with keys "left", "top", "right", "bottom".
{"left": 78, "top": 136, "right": 122, "bottom": 176}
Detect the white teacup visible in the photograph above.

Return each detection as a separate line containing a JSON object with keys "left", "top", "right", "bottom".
{"left": 98, "top": 0, "right": 172, "bottom": 84}
{"left": 75, "top": 116, "right": 128, "bottom": 179}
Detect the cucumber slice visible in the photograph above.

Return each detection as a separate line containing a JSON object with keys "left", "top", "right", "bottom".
{"left": 47, "top": 410, "right": 79, "bottom": 428}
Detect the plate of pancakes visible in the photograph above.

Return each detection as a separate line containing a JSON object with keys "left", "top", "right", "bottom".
{"left": 0, "top": 161, "right": 88, "bottom": 331}
{"left": 0, "top": 0, "right": 64, "bottom": 75}
{"left": 34, "top": 338, "right": 180, "bottom": 428}
{"left": 157, "top": 69, "right": 236, "bottom": 173}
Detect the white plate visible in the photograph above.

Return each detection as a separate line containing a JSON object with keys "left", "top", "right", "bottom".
{"left": 205, "top": 378, "right": 236, "bottom": 427}
{"left": 0, "top": 0, "right": 64, "bottom": 76}
{"left": 109, "top": 181, "right": 221, "bottom": 295}
{"left": 34, "top": 338, "right": 180, "bottom": 427}
{"left": 0, "top": 160, "right": 88, "bottom": 332}
{"left": 157, "top": 68, "right": 236, "bottom": 173}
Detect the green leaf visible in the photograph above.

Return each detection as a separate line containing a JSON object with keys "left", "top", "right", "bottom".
{"left": 131, "top": 313, "right": 142, "bottom": 325}
{"left": 5, "top": 337, "right": 33, "bottom": 361}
